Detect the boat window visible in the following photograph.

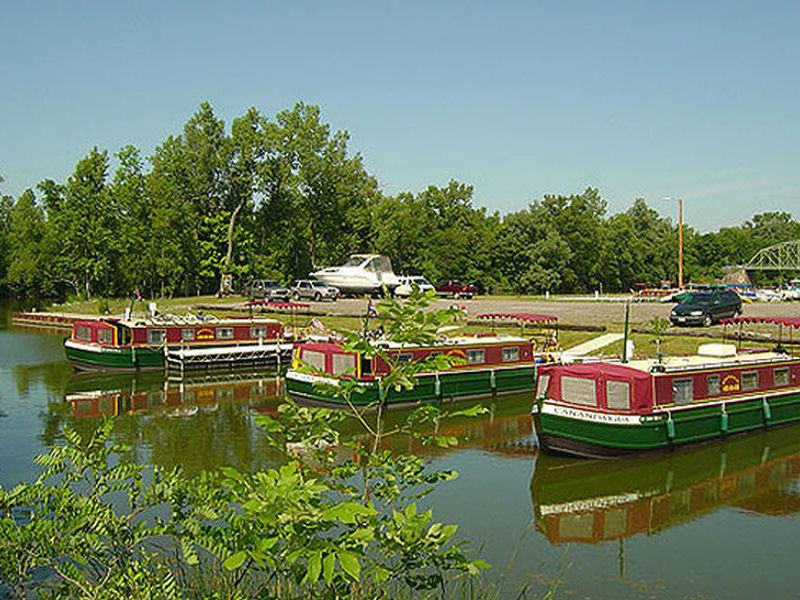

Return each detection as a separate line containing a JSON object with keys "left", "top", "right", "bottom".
{"left": 216, "top": 328, "right": 234, "bottom": 340}
{"left": 250, "top": 326, "right": 268, "bottom": 339}
{"left": 344, "top": 256, "right": 366, "bottom": 267}
{"left": 360, "top": 356, "right": 373, "bottom": 375}
{"left": 742, "top": 371, "right": 759, "bottom": 391}
{"left": 181, "top": 328, "right": 195, "bottom": 342}
{"left": 332, "top": 353, "right": 356, "bottom": 376}
{"left": 606, "top": 380, "right": 630, "bottom": 410}
{"left": 147, "top": 329, "right": 166, "bottom": 345}
{"left": 707, "top": 374, "right": 721, "bottom": 396}
{"left": 76, "top": 326, "right": 91, "bottom": 341}
{"left": 561, "top": 376, "right": 597, "bottom": 406}
{"left": 97, "top": 328, "right": 113, "bottom": 345}
{"left": 467, "top": 349, "right": 485, "bottom": 365}
{"left": 302, "top": 350, "right": 326, "bottom": 371}
{"left": 396, "top": 352, "right": 413, "bottom": 363}
{"left": 672, "top": 378, "right": 694, "bottom": 404}
{"left": 502, "top": 347, "right": 519, "bottom": 362}
{"left": 371, "top": 256, "right": 392, "bottom": 272}
{"left": 774, "top": 367, "right": 790, "bottom": 386}
{"left": 536, "top": 374, "right": 550, "bottom": 399}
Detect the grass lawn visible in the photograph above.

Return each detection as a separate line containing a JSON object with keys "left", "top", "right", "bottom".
{"left": 48, "top": 293, "right": 767, "bottom": 361}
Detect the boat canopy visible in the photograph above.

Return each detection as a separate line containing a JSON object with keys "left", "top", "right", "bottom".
{"left": 476, "top": 313, "right": 558, "bottom": 324}
{"left": 538, "top": 362, "right": 653, "bottom": 412}
{"left": 720, "top": 316, "right": 800, "bottom": 329}
{"left": 245, "top": 300, "right": 310, "bottom": 310}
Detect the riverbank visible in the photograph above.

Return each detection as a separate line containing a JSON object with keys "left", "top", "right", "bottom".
{"left": 22, "top": 293, "right": 790, "bottom": 358}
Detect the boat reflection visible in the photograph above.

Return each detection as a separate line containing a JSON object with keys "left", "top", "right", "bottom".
{"left": 531, "top": 425, "right": 800, "bottom": 545}
{"left": 65, "top": 371, "right": 284, "bottom": 419}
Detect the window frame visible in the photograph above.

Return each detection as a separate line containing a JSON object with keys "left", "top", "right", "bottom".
{"left": 466, "top": 349, "right": 485, "bottom": 365}
{"left": 97, "top": 328, "right": 113, "bottom": 345}
{"left": 561, "top": 375, "right": 597, "bottom": 407}
{"left": 707, "top": 374, "right": 721, "bottom": 396}
{"left": 147, "top": 329, "right": 166, "bottom": 345}
{"left": 302, "top": 350, "right": 326, "bottom": 371}
{"left": 332, "top": 353, "right": 356, "bottom": 376}
{"left": 606, "top": 380, "right": 631, "bottom": 411}
{"left": 741, "top": 370, "right": 759, "bottom": 391}
{"left": 181, "top": 328, "right": 196, "bottom": 342}
{"left": 672, "top": 377, "right": 694, "bottom": 405}
{"left": 774, "top": 367, "right": 789, "bottom": 387}
{"left": 501, "top": 346, "right": 520, "bottom": 362}
{"left": 216, "top": 327, "right": 234, "bottom": 340}
{"left": 250, "top": 326, "right": 268, "bottom": 339}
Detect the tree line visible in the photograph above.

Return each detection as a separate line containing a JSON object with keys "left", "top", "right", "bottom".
{"left": 1, "top": 101, "right": 798, "bottom": 299}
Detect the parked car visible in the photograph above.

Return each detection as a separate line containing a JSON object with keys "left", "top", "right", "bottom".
{"left": 292, "top": 279, "right": 340, "bottom": 302}
{"left": 669, "top": 289, "right": 742, "bottom": 327}
{"left": 244, "top": 279, "right": 291, "bottom": 302}
{"left": 435, "top": 280, "right": 479, "bottom": 299}
{"left": 395, "top": 275, "right": 435, "bottom": 297}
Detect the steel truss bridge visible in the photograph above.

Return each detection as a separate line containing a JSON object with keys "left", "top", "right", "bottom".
{"left": 744, "top": 240, "right": 800, "bottom": 271}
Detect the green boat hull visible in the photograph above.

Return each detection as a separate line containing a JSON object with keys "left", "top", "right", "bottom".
{"left": 535, "top": 390, "right": 800, "bottom": 458}
{"left": 64, "top": 341, "right": 164, "bottom": 372}
{"left": 286, "top": 365, "right": 537, "bottom": 407}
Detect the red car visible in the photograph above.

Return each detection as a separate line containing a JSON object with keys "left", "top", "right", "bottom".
{"left": 435, "top": 280, "right": 479, "bottom": 299}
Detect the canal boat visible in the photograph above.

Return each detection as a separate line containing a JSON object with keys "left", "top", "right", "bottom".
{"left": 64, "top": 315, "right": 291, "bottom": 372}
{"left": 533, "top": 317, "right": 800, "bottom": 458}
{"left": 286, "top": 313, "right": 558, "bottom": 407}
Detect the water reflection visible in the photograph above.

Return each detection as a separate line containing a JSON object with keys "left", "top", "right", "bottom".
{"left": 53, "top": 370, "right": 540, "bottom": 472}
{"left": 531, "top": 425, "right": 800, "bottom": 545}
{"left": 64, "top": 371, "right": 283, "bottom": 419}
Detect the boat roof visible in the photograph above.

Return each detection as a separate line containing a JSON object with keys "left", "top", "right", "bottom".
{"left": 624, "top": 350, "right": 796, "bottom": 374}
{"left": 300, "top": 333, "right": 530, "bottom": 353}
{"left": 101, "top": 315, "right": 280, "bottom": 327}
{"left": 375, "top": 334, "right": 529, "bottom": 349}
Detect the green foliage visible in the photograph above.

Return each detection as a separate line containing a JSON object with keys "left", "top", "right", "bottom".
{"left": 5, "top": 189, "right": 45, "bottom": 294}
{"left": 4, "top": 100, "right": 799, "bottom": 299}
{"left": 0, "top": 291, "right": 493, "bottom": 598}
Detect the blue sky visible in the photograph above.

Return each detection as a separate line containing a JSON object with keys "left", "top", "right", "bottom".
{"left": 2, "top": 0, "right": 799, "bottom": 231}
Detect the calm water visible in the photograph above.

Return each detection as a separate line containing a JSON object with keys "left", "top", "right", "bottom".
{"left": 2, "top": 302, "right": 800, "bottom": 598}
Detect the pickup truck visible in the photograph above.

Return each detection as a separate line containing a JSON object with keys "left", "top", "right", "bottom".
{"left": 434, "top": 280, "right": 478, "bottom": 299}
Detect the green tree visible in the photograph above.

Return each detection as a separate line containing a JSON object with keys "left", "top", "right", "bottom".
{"left": 5, "top": 189, "right": 45, "bottom": 293}
{"left": 47, "top": 148, "right": 113, "bottom": 299}
{"left": 110, "top": 145, "right": 152, "bottom": 295}
{"left": 0, "top": 176, "right": 13, "bottom": 287}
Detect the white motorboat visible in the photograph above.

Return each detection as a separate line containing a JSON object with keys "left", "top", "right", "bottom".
{"left": 310, "top": 254, "right": 400, "bottom": 295}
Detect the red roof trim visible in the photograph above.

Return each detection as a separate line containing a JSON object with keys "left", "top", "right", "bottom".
{"left": 244, "top": 301, "right": 310, "bottom": 309}
{"left": 720, "top": 316, "right": 800, "bottom": 329}
{"left": 475, "top": 312, "right": 558, "bottom": 323}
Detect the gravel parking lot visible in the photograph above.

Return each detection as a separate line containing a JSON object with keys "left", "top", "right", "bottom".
{"left": 300, "top": 295, "right": 800, "bottom": 327}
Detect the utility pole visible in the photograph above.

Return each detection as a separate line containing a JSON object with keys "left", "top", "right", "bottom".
{"left": 678, "top": 198, "right": 684, "bottom": 289}
{"left": 665, "top": 197, "right": 685, "bottom": 289}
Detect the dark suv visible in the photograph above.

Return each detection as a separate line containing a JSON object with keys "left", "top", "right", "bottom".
{"left": 669, "top": 290, "right": 742, "bottom": 327}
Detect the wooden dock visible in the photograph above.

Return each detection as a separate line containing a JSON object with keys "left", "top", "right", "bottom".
{"left": 11, "top": 311, "right": 81, "bottom": 332}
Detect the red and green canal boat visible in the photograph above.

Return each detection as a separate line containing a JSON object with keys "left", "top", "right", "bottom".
{"left": 286, "top": 313, "right": 559, "bottom": 407}
{"left": 534, "top": 317, "right": 800, "bottom": 458}
{"left": 64, "top": 315, "right": 287, "bottom": 372}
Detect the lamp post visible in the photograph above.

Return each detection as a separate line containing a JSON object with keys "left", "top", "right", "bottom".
{"left": 664, "top": 197, "right": 684, "bottom": 289}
